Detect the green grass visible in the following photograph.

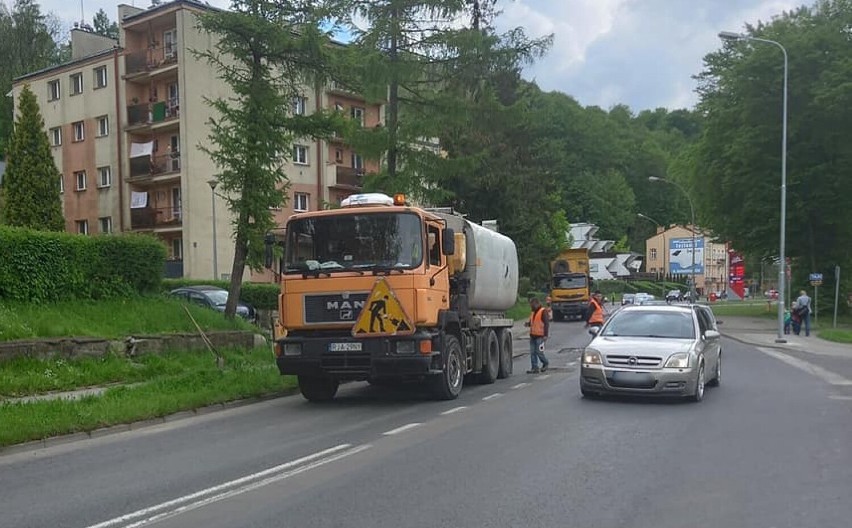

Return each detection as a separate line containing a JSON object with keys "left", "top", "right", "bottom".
{"left": 0, "top": 347, "right": 297, "bottom": 447}
{"left": 0, "top": 296, "right": 256, "bottom": 341}
{"left": 817, "top": 328, "right": 852, "bottom": 344}
{"left": 706, "top": 302, "right": 778, "bottom": 318}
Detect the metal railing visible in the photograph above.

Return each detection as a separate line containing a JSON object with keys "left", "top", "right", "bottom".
{"left": 129, "top": 153, "right": 181, "bottom": 178}
{"left": 125, "top": 46, "right": 179, "bottom": 75}
{"left": 335, "top": 166, "right": 364, "bottom": 188}
{"left": 126, "top": 98, "right": 180, "bottom": 127}
{"left": 130, "top": 206, "right": 182, "bottom": 230}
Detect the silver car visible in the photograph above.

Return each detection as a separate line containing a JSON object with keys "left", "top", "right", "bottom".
{"left": 580, "top": 304, "right": 721, "bottom": 401}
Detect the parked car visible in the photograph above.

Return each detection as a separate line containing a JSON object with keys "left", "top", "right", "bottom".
{"left": 169, "top": 285, "right": 257, "bottom": 323}
{"left": 666, "top": 289, "right": 684, "bottom": 303}
{"left": 621, "top": 293, "right": 636, "bottom": 306}
{"left": 580, "top": 303, "right": 722, "bottom": 401}
{"left": 634, "top": 292, "right": 655, "bottom": 304}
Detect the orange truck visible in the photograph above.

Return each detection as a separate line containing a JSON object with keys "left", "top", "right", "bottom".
{"left": 266, "top": 193, "right": 519, "bottom": 402}
{"left": 549, "top": 248, "right": 591, "bottom": 321}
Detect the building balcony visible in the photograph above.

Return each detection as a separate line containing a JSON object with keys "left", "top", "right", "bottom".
{"left": 332, "top": 165, "right": 364, "bottom": 190}
{"left": 130, "top": 206, "right": 183, "bottom": 231}
{"left": 126, "top": 99, "right": 180, "bottom": 131}
{"left": 124, "top": 46, "right": 179, "bottom": 80}
{"left": 164, "top": 259, "right": 184, "bottom": 279}
{"left": 128, "top": 153, "right": 181, "bottom": 182}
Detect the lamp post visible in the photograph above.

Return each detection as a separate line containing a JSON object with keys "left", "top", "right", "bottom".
{"left": 649, "top": 177, "right": 697, "bottom": 303}
{"left": 719, "top": 30, "right": 788, "bottom": 343}
{"left": 208, "top": 179, "right": 219, "bottom": 280}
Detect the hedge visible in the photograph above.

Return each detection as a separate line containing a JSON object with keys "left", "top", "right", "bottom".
{"left": 0, "top": 227, "right": 166, "bottom": 303}
{"left": 161, "top": 278, "right": 280, "bottom": 310}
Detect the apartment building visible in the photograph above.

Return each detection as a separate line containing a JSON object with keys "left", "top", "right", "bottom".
{"left": 12, "top": 0, "right": 382, "bottom": 281}
{"left": 644, "top": 224, "right": 730, "bottom": 294}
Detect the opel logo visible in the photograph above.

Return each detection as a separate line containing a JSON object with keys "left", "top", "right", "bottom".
{"left": 628, "top": 356, "right": 638, "bottom": 366}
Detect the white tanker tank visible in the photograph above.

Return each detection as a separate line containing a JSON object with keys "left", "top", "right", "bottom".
{"left": 435, "top": 212, "right": 519, "bottom": 312}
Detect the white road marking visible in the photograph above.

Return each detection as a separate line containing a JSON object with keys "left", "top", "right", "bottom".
{"left": 440, "top": 406, "right": 468, "bottom": 415}
{"left": 829, "top": 395, "right": 852, "bottom": 401}
{"left": 84, "top": 444, "right": 360, "bottom": 528}
{"left": 482, "top": 393, "right": 503, "bottom": 401}
{"left": 757, "top": 347, "right": 852, "bottom": 386}
{"left": 535, "top": 374, "right": 551, "bottom": 380}
{"left": 382, "top": 423, "right": 422, "bottom": 436}
{"left": 568, "top": 361, "right": 578, "bottom": 367}
{"left": 511, "top": 382, "right": 530, "bottom": 390}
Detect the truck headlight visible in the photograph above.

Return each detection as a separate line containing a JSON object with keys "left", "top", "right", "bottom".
{"left": 665, "top": 352, "right": 689, "bottom": 368}
{"left": 283, "top": 343, "right": 302, "bottom": 357}
{"left": 583, "top": 349, "right": 602, "bottom": 365}
{"left": 395, "top": 341, "right": 416, "bottom": 355}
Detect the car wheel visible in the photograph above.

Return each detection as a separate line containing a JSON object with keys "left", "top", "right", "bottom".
{"left": 298, "top": 376, "right": 339, "bottom": 402}
{"left": 497, "top": 329, "right": 513, "bottom": 379}
{"left": 707, "top": 353, "right": 721, "bottom": 387}
{"left": 431, "top": 335, "right": 464, "bottom": 400}
{"left": 580, "top": 386, "right": 598, "bottom": 399}
{"left": 478, "top": 329, "right": 500, "bottom": 384}
{"left": 689, "top": 364, "right": 705, "bottom": 402}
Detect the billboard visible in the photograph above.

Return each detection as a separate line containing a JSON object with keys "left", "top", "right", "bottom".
{"left": 669, "top": 237, "right": 704, "bottom": 274}
{"left": 728, "top": 250, "right": 745, "bottom": 299}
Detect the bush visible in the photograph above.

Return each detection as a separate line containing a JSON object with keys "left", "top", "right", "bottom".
{"left": 162, "top": 278, "right": 280, "bottom": 310}
{"left": 0, "top": 227, "right": 165, "bottom": 303}
{"left": 517, "top": 276, "right": 533, "bottom": 299}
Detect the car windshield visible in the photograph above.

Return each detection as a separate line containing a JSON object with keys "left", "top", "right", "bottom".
{"left": 602, "top": 311, "right": 695, "bottom": 339}
{"left": 204, "top": 290, "right": 229, "bottom": 305}
{"left": 284, "top": 212, "right": 423, "bottom": 273}
{"left": 552, "top": 275, "right": 587, "bottom": 289}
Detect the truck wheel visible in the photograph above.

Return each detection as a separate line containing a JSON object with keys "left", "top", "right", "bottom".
{"left": 298, "top": 375, "right": 339, "bottom": 402}
{"left": 478, "top": 329, "right": 500, "bottom": 384}
{"left": 431, "top": 335, "right": 464, "bottom": 400}
{"left": 497, "top": 329, "right": 513, "bottom": 379}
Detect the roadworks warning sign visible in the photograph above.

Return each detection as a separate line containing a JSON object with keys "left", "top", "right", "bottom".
{"left": 352, "top": 278, "right": 415, "bottom": 337}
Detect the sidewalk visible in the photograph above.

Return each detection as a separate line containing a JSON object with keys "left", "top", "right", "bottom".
{"left": 718, "top": 316, "right": 852, "bottom": 358}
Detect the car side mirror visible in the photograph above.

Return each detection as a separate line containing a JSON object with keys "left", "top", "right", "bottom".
{"left": 704, "top": 330, "right": 720, "bottom": 339}
{"left": 442, "top": 227, "right": 455, "bottom": 256}
{"left": 588, "top": 326, "right": 600, "bottom": 336}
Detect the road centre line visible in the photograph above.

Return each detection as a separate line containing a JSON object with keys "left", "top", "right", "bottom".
{"left": 382, "top": 423, "right": 422, "bottom": 436}
{"left": 511, "top": 382, "right": 530, "bottom": 390}
{"left": 482, "top": 393, "right": 503, "bottom": 401}
{"left": 440, "top": 406, "right": 467, "bottom": 415}
{"left": 535, "top": 374, "right": 551, "bottom": 380}
{"left": 757, "top": 347, "right": 852, "bottom": 386}
{"left": 84, "top": 443, "right": 359, "bottom": 528}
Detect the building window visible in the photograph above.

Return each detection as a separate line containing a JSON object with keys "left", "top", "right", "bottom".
{"left": 76, "top": 220, "right": 89, "bottom": 235}
{"left": 74, "top": 170, "right": 87, "bottom": 191}
{"left": 335, "top": 148, "right": 343, "bottom": 163}
{"left": 50, "top": 127, "right": 62, "bottom": 146}
{"left": 96, "top": 116, "right": 109, "bottom": 137}
{"left": 94, "top": 66, "right": 107, "bottom": 89}
{"left": 351, "top": 153, "right": 364, "bottom": 170}
{"left": 48, "top": 80, "right": 60, "bottom": 101}
{"left": 70, "top": 73, "right": 83, "bottom": 95}
{"left": 72, "top": 121, "right": 85, "bottom": 142}
{"left": 172, "top": 238, "right": 183, "bottom": 259}
{"left": 99, "top": 217, "right": 112, "bottom": 234}
{"left": 293, "top": 145, "right": 309, "bottom": 165}
{"left": 650, "top": 248, "right": 657, "bottom": 261}
{"left": 294, "top": 192, "right": 309, "bottom": 212}
{"left": 59, "top": 175, "right": 64, "bottom": 194}
{"left": 350, "top": 107, "right": 364, "bottom": 126}
{"left": 97, "top": 166, "right": 111, "bottom": 188}
{"left": 292, "top": 96, "right": 307, "bottom": 115}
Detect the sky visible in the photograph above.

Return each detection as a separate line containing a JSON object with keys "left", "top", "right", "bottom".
{"left": 34, "top": 0, "right": 805, "bottom": 112}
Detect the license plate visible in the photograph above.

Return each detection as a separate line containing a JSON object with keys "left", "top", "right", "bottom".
{"left": 329, "top": 342, "right": 362, "bottom": 352}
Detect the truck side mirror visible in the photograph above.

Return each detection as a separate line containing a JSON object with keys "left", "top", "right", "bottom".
{"left": 442, "top": 228, "right": 455, "bottom": 256}
{"left": 264, "top": 234, "right": 274, "bottom": 269}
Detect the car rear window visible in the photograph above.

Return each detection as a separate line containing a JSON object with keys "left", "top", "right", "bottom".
{"left": 602, "top": 311, "right": 695, "bottom": 339}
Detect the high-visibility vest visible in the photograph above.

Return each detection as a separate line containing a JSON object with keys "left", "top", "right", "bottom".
{"left": 529, "top": 307, "right": 546, "bottom": 337}
{"left": 589, "top": 298, "right": 604, "bottom": 324}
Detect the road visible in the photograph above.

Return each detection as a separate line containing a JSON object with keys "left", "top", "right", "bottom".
{"left": 2, "top": 321, "right": 851, "bottom": 528}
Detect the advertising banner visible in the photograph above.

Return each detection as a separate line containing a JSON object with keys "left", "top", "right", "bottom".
{"left": 669, "top": 237, "right": 704, "bottom": 274}
{"left": 728, "top": 250, "right": 745, "bottom": 299}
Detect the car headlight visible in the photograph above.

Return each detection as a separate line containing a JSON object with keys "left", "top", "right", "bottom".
{"left": 283, "top": 343, "right": 302, "bottom": 357}
{"left": 583, "top": 349, "right": 602, "bottom": 365}
{"left": 395, "top": 341, "right": 416, "bottom": 355}
{"left": 665, "top": 352, "right": 690, "bottom": 368}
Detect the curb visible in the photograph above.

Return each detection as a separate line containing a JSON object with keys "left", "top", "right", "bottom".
{"left": 0, "top": 388, "right": 300, "bottom": 458}
{"left": 721, "top": 332, "right": 796, "bottom": 353}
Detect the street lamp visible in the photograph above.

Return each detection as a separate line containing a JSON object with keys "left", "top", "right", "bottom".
{"left": 649, "top": 177, "right": 697, "bottom": 303}
{"left": 208, "top": 179, "right": 219, "bottom": 280}
{"left": 719, "top": 30, "right": 788, "bottom": 343}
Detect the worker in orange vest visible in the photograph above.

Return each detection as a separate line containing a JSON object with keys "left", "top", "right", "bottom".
{"left": 584, "top": 290, "right": 606, "bottom": 331}
{"left": 524, "top": 297, "right": 550, "bottom": 374}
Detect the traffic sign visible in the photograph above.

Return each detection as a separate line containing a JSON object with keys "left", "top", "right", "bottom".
{"left": 809, "top": 272, "right": 823, "bottom": 286}
{"left": 352, "top": 278, "right": 415, "bottom": 337}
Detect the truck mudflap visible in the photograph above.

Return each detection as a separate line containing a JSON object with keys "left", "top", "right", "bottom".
{"left": 276, "top": 330, "right": 439, "bottom": 381}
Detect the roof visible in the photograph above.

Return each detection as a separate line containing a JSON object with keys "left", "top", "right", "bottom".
{"left": 13, "top": 47, "right": 118, "bottom": 83}
{"left": 122, "top": 0, "right": 213, "bottom": 23}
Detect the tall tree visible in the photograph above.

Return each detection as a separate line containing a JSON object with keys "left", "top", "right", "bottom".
{"left": 92, "top": 8, "right": 119, "bottom": 40}
{"left": 3, "top": 84, "right": 64, "bottom": 231}
{"left": 196, "top": 0, "right": 342, "bottom": 319}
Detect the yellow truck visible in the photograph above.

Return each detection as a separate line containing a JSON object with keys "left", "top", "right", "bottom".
{"left": 549, "top": 248, "right": 591, "bottom": 321}
{"left": 266, "top": 193, "right": 519, "bottom": 402}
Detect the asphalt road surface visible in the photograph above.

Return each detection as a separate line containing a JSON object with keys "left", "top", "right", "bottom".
{"left": 2, "top": 321, "right": 851, "bottom": 528}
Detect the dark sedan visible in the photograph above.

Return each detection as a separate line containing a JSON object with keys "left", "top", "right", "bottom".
{"left": 169, "top": 285, "right": 257, "bottom": 323}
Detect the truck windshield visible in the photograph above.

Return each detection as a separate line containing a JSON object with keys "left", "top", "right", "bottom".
{"left": 284, "top": 212, "right": 424, "bottom": 273}
{"left": 553, "top": 275, "right": 587, "bottom": 289}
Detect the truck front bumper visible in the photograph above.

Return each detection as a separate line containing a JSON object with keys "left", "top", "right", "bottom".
{"left": 276, "top": 331, "right": 439, "bottom": 381}
{"left": 552, "top": 302, "right": 585, "bottom": 316}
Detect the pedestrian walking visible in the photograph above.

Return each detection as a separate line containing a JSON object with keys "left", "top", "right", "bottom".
{"left": 795, "top": 290, "right": 812, "bottom": 337}
{"left": 524, "top": 297, "right": 550, "bottom": 374}
{"left": 584, "top": 290, "right": 606, "bottom": 331}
